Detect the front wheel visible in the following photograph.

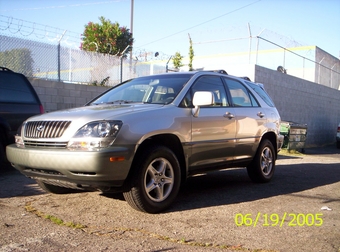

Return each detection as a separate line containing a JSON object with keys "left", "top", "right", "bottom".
{"left": 123, "top": 145, "right": 181, "bottom": 213}
{"left": 247, "top": 139, "right": 275, "bottom": 183}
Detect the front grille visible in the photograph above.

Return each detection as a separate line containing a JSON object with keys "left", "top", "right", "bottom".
{"left": 24, "top": 140, "right": 68, "bottom": 148}
{"left": 25, "top": 121, "right": 71, "bottom": 138}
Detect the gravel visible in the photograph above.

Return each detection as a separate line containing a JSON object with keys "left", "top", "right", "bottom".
{"left": 1, "top": 145, "right": 340, "bottom": 252}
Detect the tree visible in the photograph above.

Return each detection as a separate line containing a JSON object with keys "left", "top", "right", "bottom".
{"left": 81, "top": 16, "right": 133, "bottom": 57}
{"left": 172, "top": 52, "right": 184, "bottom": 70}
{"left": 188, "top": 33, "right": 194, "bottom": 71}
{"left": 0, "top": 48, "right": 34, "bottom": 76}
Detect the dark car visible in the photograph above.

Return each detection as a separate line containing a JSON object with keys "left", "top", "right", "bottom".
{"left": 0, "top": 67, "right": 44, "bottom": 167}
{"left": 337, "top": 123, "right": 340, "bottom": 149}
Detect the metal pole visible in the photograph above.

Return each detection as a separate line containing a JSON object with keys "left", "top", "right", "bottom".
{"left": 58, "top": 43, "right": 61, "bottom": 82}
{"left": 130, "top": 0, "right": 134, "bottom": 61}
{"left": 120, "top": 45, "right": 131, "bottom": 82}
{"left": 166, "top": 56, "right": 172, "bottom": 73}
{"left": 247, "top": 23, "right": 252, "bottom": 64}
{"left": 57, "top": 30, "right": 67, "bottom": 82}
{"left": 331, "top": 63, "right": 336, "bottom": 88}
{"left": 255, "top": 29, "right": 265, "bottom": 65}
{"left": 318, "top": 57, "right": 325, "bottom": 84}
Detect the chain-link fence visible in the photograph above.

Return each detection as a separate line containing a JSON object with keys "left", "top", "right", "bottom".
{"left": 0, "top": 15, "right": 169, "bottom": 86}
{"left": 255, "top": 34, "right": 340, "bottom": 89}
{"left": 1, "top": 15, "right": 339, "bottom": 89}
{"left": 190, "top": 26, "right": 340, "bottom": 89}
{"left": 0, "top": 33, "right": 167, "bottom": 86}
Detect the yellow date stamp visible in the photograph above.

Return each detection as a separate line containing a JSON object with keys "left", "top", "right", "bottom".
{"left": 235, "top": 213, "right": 323, "bottom": 227}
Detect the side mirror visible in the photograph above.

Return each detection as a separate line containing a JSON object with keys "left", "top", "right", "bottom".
{"left": 192, "top": 91, "right": 214, "bottom": 117}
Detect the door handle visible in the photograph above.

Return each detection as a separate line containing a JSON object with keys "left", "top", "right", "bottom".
{"left": 257, "top": 112, "right": 265, "bottom": 118}
{"left": 224, "top": 112, "right": 235, "bottom": 119}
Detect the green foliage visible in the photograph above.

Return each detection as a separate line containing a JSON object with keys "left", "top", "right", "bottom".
{"left": 81, "top": 16, "right": 133, "bottom": 56}
{"left": 0, "top": 48, "right": 34, "bottom": 76}
{"left": 188, "top": 34, "right": 194, "bottom": 71}
{"left": 91, "top": 76, "right": 110, "bottom": 86}
{"left": 172, "top": 52, "right": 184, "bottom": 70}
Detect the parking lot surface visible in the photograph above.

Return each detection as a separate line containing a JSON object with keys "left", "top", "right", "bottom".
{"left": 1, "top": 145, "right": 340, "bottom": 252}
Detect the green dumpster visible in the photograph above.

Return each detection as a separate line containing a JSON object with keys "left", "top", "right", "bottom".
{"left": 280, "top": 121, "right": 307, "bottom": 152}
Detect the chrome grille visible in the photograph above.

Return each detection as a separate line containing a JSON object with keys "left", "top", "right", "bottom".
{"left": 24, "top": 121, "right": 71, "bottom": 138}
{"left": 24, "top": 140, "right": 68, "bottom": 148}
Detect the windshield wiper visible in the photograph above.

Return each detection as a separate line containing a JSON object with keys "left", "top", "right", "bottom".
{"left": 111, "top": 100, "right": 135, "bottom": 104}
{"left": 93, "top": 100, "right": 135, "bottom": 105}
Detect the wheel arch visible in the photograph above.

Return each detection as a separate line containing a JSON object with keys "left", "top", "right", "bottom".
{"left": 261, "top": 131, "right": 278, "bottom": 159}
{"left": 128, "top": 134, "right": 187, "bottom": 185}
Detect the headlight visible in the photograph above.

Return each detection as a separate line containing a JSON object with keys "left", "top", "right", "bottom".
{"left": 15, "top": 122, "right": 25, "bottom": 148}
{"left": 15, "top": 135, "right": 24, "bottom": 148}
{"left": 67, "top": 120, "right": 122, "bottom": 150}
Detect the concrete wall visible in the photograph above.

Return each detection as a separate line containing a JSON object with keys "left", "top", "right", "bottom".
{"left": 29, "top": 66, "right": 340, "bottom": 147}
{"left": 254, "top": 65, "right": 340, "bottom": 147}
{"left": 29, "top": 78, "right": 109, "bottom": 113}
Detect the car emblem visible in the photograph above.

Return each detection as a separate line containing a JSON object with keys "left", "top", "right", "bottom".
{"left": 36, "top": 125, "right": 45, "bottom": 132}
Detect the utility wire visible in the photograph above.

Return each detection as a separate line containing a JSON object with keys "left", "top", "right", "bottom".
{"left": 0, "top": 0, "right": 125, "bottom": 12}
{"left": 138, "top": 0, "right": 261, "bottom": 48}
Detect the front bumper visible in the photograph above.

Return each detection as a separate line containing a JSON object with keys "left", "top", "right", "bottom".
{"left": 6, "top": 144, "right": 133, "bottom": 188}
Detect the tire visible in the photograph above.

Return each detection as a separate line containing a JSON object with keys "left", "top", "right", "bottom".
{"left": 36, "top": 180, "right": 77, "bottom": 194}
{"left": 123, "top": 145, "right": 181, "bottom": 213}
{"left": 247, "top": 139, "right": 275, "bottom": 183}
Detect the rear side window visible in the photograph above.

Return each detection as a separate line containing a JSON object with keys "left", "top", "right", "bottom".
{"left": 245, "top": 81, "right": 275, "bottom": 107}
{"left": 224, "top": 78, "right": 259, "bottom": 107}
{"left": 0, "top": 73, "right": 38, "bottom": 103}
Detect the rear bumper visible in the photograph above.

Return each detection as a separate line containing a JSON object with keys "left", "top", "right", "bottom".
{"left": 6, "top": 144, "right": 134, "bottom": 188}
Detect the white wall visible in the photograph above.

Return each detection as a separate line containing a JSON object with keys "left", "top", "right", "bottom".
{"left": 255, "top": 65, "right": 340, "bottom": 147}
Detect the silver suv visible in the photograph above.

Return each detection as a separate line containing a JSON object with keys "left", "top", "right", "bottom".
{"left": 7, "top": 71, "right": 283, "bottom": 213}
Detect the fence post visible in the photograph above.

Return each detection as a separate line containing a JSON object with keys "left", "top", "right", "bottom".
{"left": 58, "top": 43, "right": 61, "bottom": 82}
{"left": 120, "top": 45, "right": 131, "bottom": 83}
{"left": 58, "top": 30, "right": 67, "bottom": 82}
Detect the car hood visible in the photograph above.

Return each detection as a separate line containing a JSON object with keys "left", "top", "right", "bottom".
{"left": 30, "top": 103, "right": 164, "bottom": 121}
{"left": 22, "top": 103, "right": 168, "bottom": 140}
{"left": 27, "top": 103, "right": 163, "bottom": 122}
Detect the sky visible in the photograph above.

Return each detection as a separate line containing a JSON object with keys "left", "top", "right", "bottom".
{"left": 0, "top": 0, "right": 340, "bottom": 61}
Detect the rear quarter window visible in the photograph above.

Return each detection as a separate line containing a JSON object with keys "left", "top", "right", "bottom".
{"left": 245, "top": 81, "right": 275, "bottom": 107}
{"left": 0, "top": 73, "right": 38, "bottom": 103}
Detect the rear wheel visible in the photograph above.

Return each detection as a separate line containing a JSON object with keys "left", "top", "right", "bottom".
{"left": 247, "top": 139, "right": 275, "bottom": 183}
{"left": 123, "top": 145, "right": 181, "bottom": 213}
{"left": 36, "top": 180, "right": 78, "bottom": 194}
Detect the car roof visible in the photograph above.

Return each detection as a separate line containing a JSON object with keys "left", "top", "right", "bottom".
{"left": 148, "top": 70, "right": 261, "bottom": 87}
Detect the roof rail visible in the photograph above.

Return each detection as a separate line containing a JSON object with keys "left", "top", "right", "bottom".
{"left": 239, "top": 76, "right": 251, "bottom": 81}
{"left": 198, "top": 70, "right": 251, "bottom": 81}
{"left": 201, "top": 69, "right": 228, "bottom": 75}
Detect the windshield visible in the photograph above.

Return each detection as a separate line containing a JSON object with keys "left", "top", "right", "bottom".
{"left": 88, "top": 74, "right": 193, "bottom": 105}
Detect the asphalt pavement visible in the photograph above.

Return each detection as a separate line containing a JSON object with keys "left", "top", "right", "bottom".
{"left": 1, "top": 145, "right": 339, "bottom": 252}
